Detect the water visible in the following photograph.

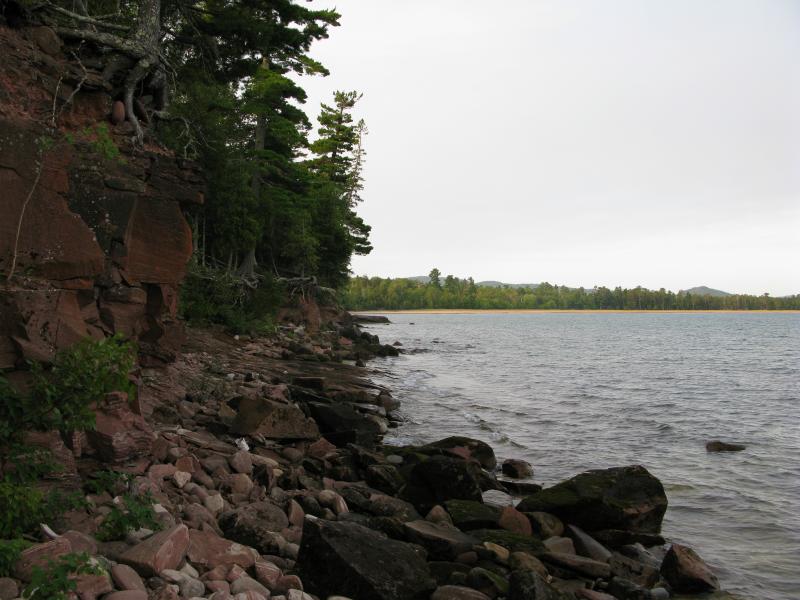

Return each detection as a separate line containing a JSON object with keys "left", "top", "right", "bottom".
{"left": 362, "top": 312, "right": 800, "bottom": 600}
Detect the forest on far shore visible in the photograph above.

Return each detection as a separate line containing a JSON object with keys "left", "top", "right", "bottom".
{"left": 342, "top": 270, "right": 800, "bottom": 311}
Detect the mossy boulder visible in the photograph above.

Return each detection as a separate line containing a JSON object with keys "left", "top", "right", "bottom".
{"left": 515, "top": 465, "right": 667, "bottom": 534}
{"left": 444, "top": 500, "right": 501, "bottom": 530}
{"left": 426, "top": 436, "right": 497, "bottom": 470}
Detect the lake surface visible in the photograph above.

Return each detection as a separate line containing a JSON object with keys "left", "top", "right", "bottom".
{"left": 362, "top": 312, "right": 799, "bottom": 600}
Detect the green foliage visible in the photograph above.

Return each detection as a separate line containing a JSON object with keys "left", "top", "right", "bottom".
{"left": 24, "top": 552, "right": 103, "bottom": 600}
{"left": 343, "top": 274, "right": 800, "bottom": 311}
{"left": 180, "top": 264, "right": 284, "bottom": 334}
{"left": 96, "top": 492, "right": 160, "bottom": 542}
{"left": 82, "top": 123, "right": 123, "bottom": 162}
{"left": 84, "top": 470, "right": 133, "bottom": 496}
{"left": 0, "top": 480, "right": 46, "bottom": 538}
{"left": 0, "top": 538, "right": 30, "bottom": 577}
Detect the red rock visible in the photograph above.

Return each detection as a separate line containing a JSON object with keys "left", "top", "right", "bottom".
{"left": 229, "top": 450, "right": 253, "bottom": 474}
{"left": 119, "top": 524, "right": 189, "bottom": 577}
{"left": 661, "top": 543, "right": 719, "bottom": 593}
{"left": 111, "top": 564, "right": 146, "bottom": 591}
{"left": 275, "top": 574, "right": 303, "bottom": 593}
{"left": 175, "top": 454, "right": 200, "bottom": 473}
{"left": 498, "top": 505, "right": 532, "bottom": 536}
{"left": 13, "top": 537, "right": 72, "bottom": 581}
{"left": 287, "top": 499, "right": 305, "bottom": 528}
{"left": 307, "top": 437, "right": 337, "bottom": 459}
{"left": 187, "top": 529, "right": 256, "bottom": 570}
{"left": 111, "top": 101, "right": 126, "bottom": 124}
{"left": 87, "top": 392, "right": 156, "bottom": 463}
{"left": 148, "top": 463, "right": 178, "bottom": 481}
{"left": 254, "top": 559, "right": 282, "bottom": 588}
{"left": 61, "top": 530, "right": 98, "bottom": 555}
{"left": 226, "top": 564, "right": 247, "bottom": 582}
{"left": 103, "top": 592, "right": 148, "bottom": 600}
{"left": 74, "top": 571, "right": 113, "bottom": 600}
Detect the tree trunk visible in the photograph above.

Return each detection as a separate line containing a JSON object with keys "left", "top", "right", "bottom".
{"left": 237, "top": 111, "right": 267, "bottom": 277}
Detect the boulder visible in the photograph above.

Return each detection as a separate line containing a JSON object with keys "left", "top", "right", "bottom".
{"left": 498, "top": 506, "right": 532, "bottom": 536}
{"left": 119, "top": 524, "right": 189, "bottom": 577}
{"left": 660, "top": 543, "right": 719, "bottom": 593}
{"left": 87, "top": 392, "right": 156, "bottom": 463}
{"left": 297, "top": 517, "right": 436, "bottom": 600}
{"left": 219, "top": 501, "right": 289, "bottom": 555}
{"left": 516, "top": 465, "right": 667, "bottom": 534}
{"left": 402, "top": 456, "right": 483, "bottom": 513}
{"left": 502, "top": 459, "right": 533, "bottom": 479}
{"left": 187, "top": 528, "right": 256, "bottom": 569}
{"left": 111, "top": 564, "right": 146, "bottom": 591}
{"left": 426, "top": 437, "right": 497, "bottom": 470}
{"left": 403, "top": 520, "right": 478, "bottom": 560}
{"left": 231, "top": 397, "right": 319, "bottom": 440}
{"left": 566, "top": 525, "right": 612, "bottom": 562}
{"left": 307, "top": 402, "right": 381, "bottom": 446}
{"left": 13, "top": 537, "right": 72, "bottom": 581}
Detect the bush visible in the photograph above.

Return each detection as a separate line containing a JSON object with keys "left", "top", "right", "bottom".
{"left": 24, "top": 552, "right": 103, "bottom": 600}
{"left": 0, "top": 538, "right": 31, "bottom": 577}
{"left": 180, "top": 264, "right": 283, "bottom": 334}
{"left": 96, "top": 492, "right": 160, "bottom": 541}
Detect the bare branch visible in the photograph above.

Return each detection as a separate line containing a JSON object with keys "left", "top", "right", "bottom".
{"left": 43, "top": 4, "right": 129, "bottom": 31}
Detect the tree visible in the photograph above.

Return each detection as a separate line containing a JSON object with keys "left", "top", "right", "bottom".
{"left": 428, "top": 268, "right": 441, "bottom": 289}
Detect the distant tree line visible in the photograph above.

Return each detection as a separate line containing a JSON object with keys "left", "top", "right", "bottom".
{"left": 343, "top": 270, "right": 800, "bottom": 311}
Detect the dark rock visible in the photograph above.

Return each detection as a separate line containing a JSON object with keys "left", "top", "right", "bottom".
{"left": 428, "top": 562, "right": 472, "bottom": 586}
{"left": 431, "top": 584, "right": 491, "bottom": 600}
{"left": 590, "top": 529, "right": 665, "bottom": 548}
{"left": 469, "top": 529, "right": 545, "bottom": 554}
{"left": 365, "top": 463, "right": 405, "bottom": 495}
{"left": 660, "top": 543, "right": 719, "bottom": 593}
{"left": 497, "top": 479, "right": 543, "bottom": 496}
{"left": 219, "top": 501, "right": 289, "bottom": 554}
{"left": 403, "top": 520, "right": 478, "bottom": 560}
{"left": 508, "top": 570, "right": 572, "bottom": 600}
{"left": 231, "top": 397, "right": 319, "bottom": 440}
{"left": 706, "top": 440, "right": 746, "bottom": 452}
{"left": 443, "top": 499, "right": 501, "bottom": 530}
{"left": 541, "top": 552, "right": 612, "bottom": 578}
{"left": 297, "top": 517, "right": 436, "bottom": 600}
{"left": 516, "top": 465, "right": 667, "bottom": 534}
{"left": 402, "top": 456, "right": 484, "bottom": 513}
{"left": 526, "top": 512, "right": 564, "bottom": 538}
{"left": 502, "top": 459, "right": 533, "bottom": 479}
{"left": 566, "top": 525, "right": 612, "bottom": 562}
{"left": 467, "top": 566, "right": 509, "bottom": 596}
{"left": 353, "top": 315, "right": 391, "bottom": 324}
{"left": 609, "top": 552, "right": 659, "bottom": 587}
{"left": 427, "top": 437, "right": 497, "bottom": 470}
{"left": 308, "top": 401, "right": 381, "bottom": 446}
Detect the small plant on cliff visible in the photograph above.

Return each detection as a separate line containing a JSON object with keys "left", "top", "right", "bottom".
{"left": 96, "top": 492, "right": 160, "bottom": 542}
{"left": 83, "top": 123, "right": 123, "bottom": 163}
{"left": 24, "top": 553, "right": 104, "bottom": 600}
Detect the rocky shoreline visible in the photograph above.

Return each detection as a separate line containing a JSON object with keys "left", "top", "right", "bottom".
{"left": 1, "top": 316, "right": 726, "bottom": 600}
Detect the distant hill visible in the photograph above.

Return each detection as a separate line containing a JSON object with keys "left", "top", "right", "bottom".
{"left": 476, "top": 281, "right": 540, "bottom": 289}
{"left": 680, "top": 286, "right": 732, "bottom": 297}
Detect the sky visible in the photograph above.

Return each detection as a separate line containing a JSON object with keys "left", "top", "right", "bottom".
{"left": 300, "top": 0, "right": 800, "bottom": 296}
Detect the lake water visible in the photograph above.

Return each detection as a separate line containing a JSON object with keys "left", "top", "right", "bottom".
{"left": 361, "top": 312, "right": 800, "bottom": 600}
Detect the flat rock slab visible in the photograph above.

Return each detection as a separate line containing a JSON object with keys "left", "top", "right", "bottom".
{"left": 298, "top": 517, "right": 436, "bottom": 600}
{"left": 119, "top": 524, "right": 189, "bottom": 577}
{"left": 187, "top": 528, "right": 256, "bottom": 569}
{"left": 541, "top": 552, "right": 612, "bottom": 578}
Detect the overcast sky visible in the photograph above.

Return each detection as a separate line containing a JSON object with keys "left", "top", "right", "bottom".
{"left": 301, "top": 0, "right": 800, "bottom": 296}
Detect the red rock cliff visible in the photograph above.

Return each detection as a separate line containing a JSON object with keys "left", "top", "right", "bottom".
{"left": 0, "top": 24, "right": 204, "bottom": 369}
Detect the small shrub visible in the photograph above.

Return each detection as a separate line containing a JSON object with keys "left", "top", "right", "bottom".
{"left": 24, "top": 552, "right": 103, "bottom": 600}
{"left": 84, "top": 469, "right": 132, "bottom": 496}
{"left": 0, "top": 538, "right": 31, "bottom": 577}
{"left": 0, "top": 480, "right": 46, "bottom": 538}
{"left": 96, "top": 492, "right": 160, "bottom": 542}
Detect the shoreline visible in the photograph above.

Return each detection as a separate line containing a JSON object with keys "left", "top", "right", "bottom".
{"left": 353, "top": 308, "right": 800, "bottom": 315}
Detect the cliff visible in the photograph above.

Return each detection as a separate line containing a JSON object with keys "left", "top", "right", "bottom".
{"left": 0, "top": 23, "right": 204, "bottom": 370}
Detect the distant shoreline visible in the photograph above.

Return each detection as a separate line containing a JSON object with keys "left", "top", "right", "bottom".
{"left": 352, "top": 309, "right": 800, "bottom": 315}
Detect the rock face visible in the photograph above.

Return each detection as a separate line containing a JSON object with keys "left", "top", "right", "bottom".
{"left": 298, "top": 517, "right": 436, "bottom": 600}
{"left": 0, "top": 26, "right": 204, "bottom": 371}
{"left": 516, "top": 465, "right": 667, "bottom": 534}
{"left": 660, "top": 543, "right": 719, "bottom": 593}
